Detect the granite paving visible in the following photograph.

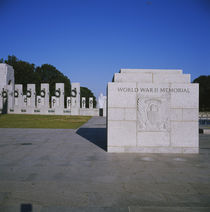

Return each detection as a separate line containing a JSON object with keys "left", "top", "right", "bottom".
{"left": 0, "top": 117, "right": 210, "bottom": 211}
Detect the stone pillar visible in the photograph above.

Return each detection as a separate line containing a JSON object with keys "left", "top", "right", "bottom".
{"left": 71, "top": 83, "right": 80, "bottom": 115}
{"left": 27, "top": 84, "right": 36, "bottom": 107}
{"left": 0, "top": 88, "right": 7, "bottom": 113}
{"left": 14, "top": 84, "right": 23, "bottom": 107}
{"left": 7, "top": 85, "right": 14, "bottom": 112}
{"left": 40, "top": 83, "right": 49, "bottom": 108}
{"left": 89, "top": 97, "right": 93, "bottom": 109}
{"left": 82, "top": 97, "right": 86, "bottom": 108}
{"left": 0, "top": 64, "right": 15, "bottom": 113}
{"left": 54, "top": 83, "right": 64, "bottom": 114}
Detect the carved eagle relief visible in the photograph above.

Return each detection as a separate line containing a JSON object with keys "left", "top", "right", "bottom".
{"left": 137, "top": 96, "right": 170, "bottom": 132}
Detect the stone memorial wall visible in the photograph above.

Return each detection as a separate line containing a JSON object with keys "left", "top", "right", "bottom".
{"left": 107, "top": 69, "right": 199, "bottom": 153}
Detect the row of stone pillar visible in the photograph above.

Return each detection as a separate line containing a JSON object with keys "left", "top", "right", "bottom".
{"left": 81, "top": 97, "right": 94, "bottom": 109}
{"left": 0, "top": 82, "right": 94, "bottom": 110}
{"left": 13, "top": 83, "right": 75, "bottom": 109}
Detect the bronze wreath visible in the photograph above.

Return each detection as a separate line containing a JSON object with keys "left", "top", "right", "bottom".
{"left": 26, "top": 90, "right": 31, "bottom": 98}
{"left": 2, "top": 91, "right": 7, "bottom": 98}
{"left": 40, "top": 90, "right": 45, "bottom": 98}
{"left": 14, "top": 90, "right": 19, "bottom": 98}
{"left": 71, "top": 88, "right": 77, "bottom": 97}
{"left": 55, "top": 89, "right": 60, "bottom": 97}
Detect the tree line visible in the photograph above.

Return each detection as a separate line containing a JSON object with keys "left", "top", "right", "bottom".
{"left": 193, "top": 76, "right": 210, "bottom": 111}
{"left": 1, "top": 55, "right": 96, "bottom": 108}
{"left": 1, "top": 56, "right": 209, "bottom": 111}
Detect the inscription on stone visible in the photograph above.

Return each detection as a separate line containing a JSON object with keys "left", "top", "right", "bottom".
{"left": 118, "top": 87, "right": 190, "bottom": 93}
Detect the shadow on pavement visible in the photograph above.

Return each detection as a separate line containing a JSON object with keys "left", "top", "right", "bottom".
{"left": 76, "top": 128, "right": 107, "bottom": 151}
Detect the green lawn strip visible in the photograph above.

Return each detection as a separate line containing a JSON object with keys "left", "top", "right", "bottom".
{"left": 0, "top": 114, "right": 91, "bottom": 129}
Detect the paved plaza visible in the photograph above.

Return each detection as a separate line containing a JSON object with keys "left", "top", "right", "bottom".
{"left": 0, "top": 117, "right": 210, "bottom": 211}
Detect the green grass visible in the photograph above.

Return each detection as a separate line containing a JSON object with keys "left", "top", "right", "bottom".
{"left": 0, "top": 114, "right": 91, "bottom": 129}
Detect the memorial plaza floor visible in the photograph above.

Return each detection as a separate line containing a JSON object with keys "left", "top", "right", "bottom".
{"left": 0, "top": 117, "right": 210, "bottom": 212}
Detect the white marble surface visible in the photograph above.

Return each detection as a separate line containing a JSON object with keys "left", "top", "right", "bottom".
{"left": 82, "top": 97, "right": 86, "bottom": 108}
{"left": 107, "top": 69, "right": 199, "bottom": 153}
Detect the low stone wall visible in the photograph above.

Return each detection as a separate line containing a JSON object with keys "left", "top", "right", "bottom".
{"left": 8, "top": 106, "right": 99, "bottom": 116}
{"left": 79, "top": 108, "right": 99, "bottom": 116}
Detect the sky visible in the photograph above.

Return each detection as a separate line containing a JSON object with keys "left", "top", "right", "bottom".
{"left": 0, "top": 0, "right": 210, "bottom": 97}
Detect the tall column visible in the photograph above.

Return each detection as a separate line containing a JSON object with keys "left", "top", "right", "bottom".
{"left": 82, "top": 97, "right": 86, "bottom": 108}
{"left": 27, "top": 84, "right": 36, "bottom": 107}
{"left": 71, "top": 83, "right": 80, "bottom": 115}
{"left": 0, "top": 64, "right": 14, "bottom": 113}
{"left": 40, "top": 83, "right": 49, "bottom": 108}
{"left": 14, "top": 84, "right": 23, "bottom": 107}
{"left": 55, "top": 83, "right": 64, "bottom": 114}
{"left": 0, "top": 87, "right": 7, "bottom": 113}
{"left": 89, "top": 97, "right": 93, "bottom": 109}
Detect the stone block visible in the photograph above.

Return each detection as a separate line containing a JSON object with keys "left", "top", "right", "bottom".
{"left": 137, "top": 132, "right": 170, "bottom": 147}
{"left": 125, "top": 108, "right": 137, "bottom": 121}
{"left": 153, "top": 73, "right": 190, "bottom": 83}
{"left": 108, "top": 108, "right": 124, "bottom": 120}
{"left": 170, "top": 108, "right": 182, "bottom": 121}
{"left": 182, "top": 108, "right": 198, "bottom": 121}
{"left": 120, "top": 69, "right": 183, "bottom": 74}
{"left": 170, "top": 83, "right": 199, "bottom": 108}
{"left": 171, "top": 121, "right": 198, "bottom": 147}
{"left": 79, "top": 108, "right": 99, "bottom": 116}
{"left": 114, "top": 73, "right": 152, "bottom": 83}
{"left": 108, "top": 120, "right": 137, "bottom": 147}
{"left": 108, "top": 82, "right": 137, "bottom": 108}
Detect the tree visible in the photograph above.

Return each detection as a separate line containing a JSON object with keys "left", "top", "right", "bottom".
{"left": 5, "top": 55, "right": 38, "bottom": 93}
{"left": 193, "top": 75, "right": 210, "bottom": 111}
{"left": 35, "top": 64, "right": 71, "bottom": 105}
{"left": 80, "top": 87, "right": 96, "bottom": 108}
{"left": 4, "top": 56, "right": 71, "bottom": 106}
{"left": 3, "top": 55, "right": 97, "bottom": 108}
